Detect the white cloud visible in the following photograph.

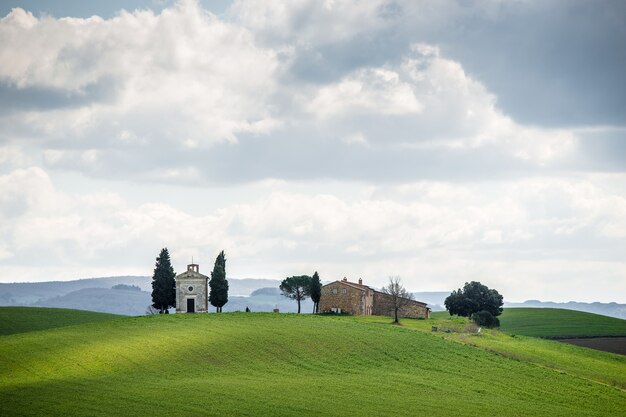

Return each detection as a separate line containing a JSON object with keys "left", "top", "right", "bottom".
{"left": 1, "top": 167, "right": 624, "bottom": 301}
{"left": 0, "top": 1, "right": 281, "bottom": 148}
{"left": 308, "top": 68, "right": 423, "bottom": 118}
{"left": 0, "top": 1, "right": 623, "bottom": 304}
{"left": 0, "top": 1, "right": 583, "bottom": 184}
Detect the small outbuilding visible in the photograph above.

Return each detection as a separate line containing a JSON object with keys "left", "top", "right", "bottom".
{"left": 175, "top": 264, "right": 209, "bottom": 313}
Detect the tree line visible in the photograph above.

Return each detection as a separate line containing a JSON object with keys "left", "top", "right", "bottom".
{"left": 151, "top": 246, "right": 504, "bottom": 327}
{"left": 150, "top": 247, "right": 229, "bottom": 313}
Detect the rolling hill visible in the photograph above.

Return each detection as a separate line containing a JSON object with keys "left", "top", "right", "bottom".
{"left": 1, "top": 310, "right": 624, "bottom": 416}
{"left": 0, "top": 307, "right": 123, "bottom": 336}
{"left": 498, "top": 308, "right": 626, "bottom": 338}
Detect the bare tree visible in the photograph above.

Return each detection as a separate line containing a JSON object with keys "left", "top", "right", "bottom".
{"left": 382, "top": 276, "right": 414, "bottom": 324}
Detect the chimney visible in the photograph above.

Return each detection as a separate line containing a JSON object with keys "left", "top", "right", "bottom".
{"left": 358, "top": 278, "right": 363, "bottom": 285}
{"left": 342, "top": 277, "right": 348, "bottom": 282}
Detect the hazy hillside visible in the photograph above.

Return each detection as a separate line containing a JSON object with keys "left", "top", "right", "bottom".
{"left": 222, "top": 287, "right": 314, "bottom": 313}
{"left": 3, "top": 277, "right": 624, "bottom": 318}
{"left": 415, "top": 292, "right": 626, "bottom": 319}
{"left": 0, "top": 276, "right": 150, "bottom": 305}
{"left": 0, "top": 276, "right": 287, "bottom": 315}
{"left": 1, "top": 312, "right": 624, "bottom": 416}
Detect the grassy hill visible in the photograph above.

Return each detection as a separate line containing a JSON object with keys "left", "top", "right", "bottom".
{"left": 0, "top": 307, "right": 123, "bottom": 336}
{"left": 1, "top": 311, "right": 624, "bottom": 416}
{"left": 498, "top": 308, "right": 626, "bottom": 338}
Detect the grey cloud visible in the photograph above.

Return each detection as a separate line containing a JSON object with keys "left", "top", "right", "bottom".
{"left": 423, "top": 0, "right": 626, "bottom": 127}
{"left": 42, "top": 127, "right": 552, "bottom": 185}
{"left": 574, "top": 129, "right": 626, "bottom": 171}
{"left": 0, "top": 78, "right": 118, "bottom": 113}
{"left": 266, "top": 0, "right": 626, "bottom": 128}
{"left": 288, "top": 30, "right": 410, "bottom": 84}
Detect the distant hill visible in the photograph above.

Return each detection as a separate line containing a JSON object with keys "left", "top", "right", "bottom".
{"left": 412, "top": 292, "right": 626, "bottom": 319}
{"left": 0, "top": 276, "right": 281, "bottom": 305}
{"left": 0, "top": 276, "right": 151, "bottom": 305}
{"left": 0, "top": 306, "right": 122, "bottom": 336}
{"left": 499, "top": 308, "right": 626, "bottom": 338}
{"left": 0, "top": 277, "right": 304, "bottom": 315}
{"left": 3, "top": 278, "right": 624, "bottom": 318}
{"left": 505, "top": 300, "right": 626, "bottom": 320}
{"left": 223, "top": 287, "right": 314, "bottom": 313}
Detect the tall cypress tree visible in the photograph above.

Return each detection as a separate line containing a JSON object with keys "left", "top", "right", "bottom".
{"left": 309, "top": 271, "right": 322, "bottom": 313}
{"left": 209, "top": 250, "right": 229, "bottom": 312}
{"left": 151, "top": 247, "right": 176, "bottom": 314}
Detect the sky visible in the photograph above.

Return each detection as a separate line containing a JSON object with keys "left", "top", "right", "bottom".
{"left": 0, "top": 0, "right": 625, "bottom": 302}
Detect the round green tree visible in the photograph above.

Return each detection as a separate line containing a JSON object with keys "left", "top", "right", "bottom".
{"left": 444, "top": 281, "right": 503, "bottom": 326}
{"left": 279, "top": 275, "right": 311, "bottom": 314}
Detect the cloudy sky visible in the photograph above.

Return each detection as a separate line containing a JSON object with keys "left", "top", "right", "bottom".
{"left": 1, "top": 0, "right": 625, "bottom": 302}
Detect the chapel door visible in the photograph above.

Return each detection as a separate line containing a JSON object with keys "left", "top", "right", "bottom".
{"left": 187, "top": 298, "right": 195, "bottom": 313}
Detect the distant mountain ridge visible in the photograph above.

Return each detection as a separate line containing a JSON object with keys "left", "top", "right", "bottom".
{"left": 0, "top": 276, "right": 297, "bottom": 316}
{"left": 1, "top": 277, "right": 624, "bottom": 319}
{"left": 415, "top": 292, "right": 626, "bottom": 320}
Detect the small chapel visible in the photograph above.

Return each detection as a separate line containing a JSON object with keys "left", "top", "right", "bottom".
{"left": 175, "top": 263, "right": 209, "bottom": 313}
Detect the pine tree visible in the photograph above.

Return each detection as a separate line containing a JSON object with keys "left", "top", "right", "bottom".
{"left": 309, "top": 271, "right": 322, "bottom": 313}
{"left": 280, "top": 275, "right": 311, "bottom": 314}
{"left": 151, "top": 247, "right": 176, "bottom": 314}
{"left": 209, "top": 250, "right": 229, "bottom": 312}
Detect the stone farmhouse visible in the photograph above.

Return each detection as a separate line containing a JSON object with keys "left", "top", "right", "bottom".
{"left": 319, "top": 278, "right": 430, "bottom": 319}
{"left": 175, "top": 263, "right": 209, "bottom": 313}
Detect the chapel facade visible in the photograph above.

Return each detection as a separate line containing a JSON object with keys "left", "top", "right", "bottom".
{"left": 175, "top": 263, "right": 209, "bottom": 313}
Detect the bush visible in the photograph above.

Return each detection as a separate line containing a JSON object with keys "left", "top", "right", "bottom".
{"left": 471, "top": 310, "right": 500, "bottom": 328}
{"left": 319, "top": 311, "right": 352, "bottom": 316}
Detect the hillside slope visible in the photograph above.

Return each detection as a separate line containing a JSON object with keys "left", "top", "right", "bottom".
{"left": 0, "top": 307, "right": 123, "bottom": 336}
{"left": 1, "top": 314, "right": 624, "bottom": 417}
{"left": 498, "top": 308, "right": 626, "bottom": 338}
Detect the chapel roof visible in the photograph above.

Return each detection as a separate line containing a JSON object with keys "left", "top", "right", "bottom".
{"left": 176, "top": 263, "right": 208, "bottom": 280}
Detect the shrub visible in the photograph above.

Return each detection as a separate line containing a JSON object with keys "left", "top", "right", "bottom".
{"left": 471, "top": 310, "right": 500, "bottom": 328}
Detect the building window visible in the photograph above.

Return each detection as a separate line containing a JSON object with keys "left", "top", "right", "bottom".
{"left": 188, "top": 286, "right": 194, "bottom": 292}
{"left": 342, "top": 288, "right": 347, "bottom": 294}
{"left": 332, "top": 288, "right": 338, "bottom": 295}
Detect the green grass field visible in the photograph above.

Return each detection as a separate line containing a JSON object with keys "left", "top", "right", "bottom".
{"left": 1, "top": 310, "right": 625, "bottom": 416}
{"left": 0, "top": 307, "right": 123, "bottom": 336}
{"left": 497, "top": 308, "right": 626, "bottom": 338}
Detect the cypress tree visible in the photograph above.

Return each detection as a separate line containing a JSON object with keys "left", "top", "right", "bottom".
{"left": 151, "top": 247, "right": 176, "bottom": 314}
{"left": 309, "top": 271, "right": 322, "bottom": 313}
{"left": 209, "top": 250, "right": 229, "bottom": 312}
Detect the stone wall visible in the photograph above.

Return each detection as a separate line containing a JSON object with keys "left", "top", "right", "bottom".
{"left": 372, "top": 292, "right": 430, "bottom": 319}
{"left": 319, "top": 280, "right": 428, "bottom": 318}
{"left": 319, "top": 281, "right": 373, "bottom": 315}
